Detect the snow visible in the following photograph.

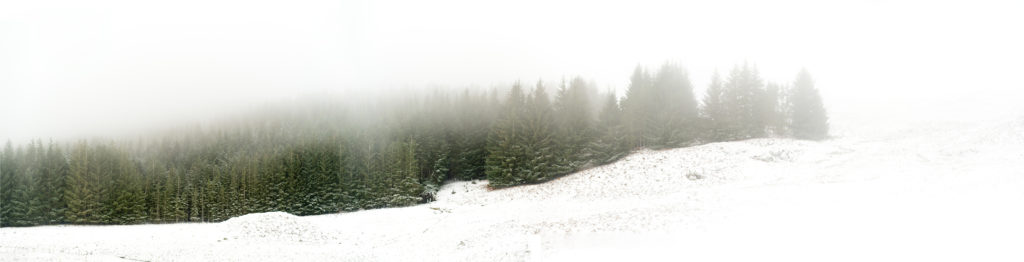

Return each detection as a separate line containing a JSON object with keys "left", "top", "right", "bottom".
{"left": 221, "top": 212, "right": 329, "bottom": 243}
{"left": 3, "top": 110, "right": 1024, "bottom": 261}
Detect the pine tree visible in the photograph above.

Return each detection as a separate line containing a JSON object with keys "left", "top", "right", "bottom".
{"left": 453, "top": 89, "right": 491, "bottom": 181}
{"left": 1, "top": 63, "right": 830, "bottom": 227}
{"left": 555, "top": 77, "right": 596, "bottom": 168}
{"left": 38, "top": 141, "right": 69, "bottom": 224}
{"left": 762, "top": 83, "right": 786, "bottom": 136}
{"left": 384, "top": 139, "right": 422, "bottom": 207}
{"left": 651, "top": 62, "right": 698, "bottom": 147}
{"left": 65, "top": 141, "right": 103, "bottom": 224}
{"left": 621, "top": 66, "right": 653, "bottom": 148}
{"left": 789, "top": 69, "right": 829, "bottom": 140}
{"left": 0, "top": 141, "right": 18, "bottom": 227}
{"left": 485, "top": 82, "right": 527, "bottom": 188}
{"left": 592, "top": 93, "right": 630, "bottom": 164}
{"left": 520, "top": 81, "right": 566, "bottom": 183}
{"left": 703, "top": 70, "right": 728, "bottom": 141}
{"left": 719, "top": 63, "right": 767, "bottom": 140}
{"left": 1, "top": 143, "right": 37, "bottom": 227}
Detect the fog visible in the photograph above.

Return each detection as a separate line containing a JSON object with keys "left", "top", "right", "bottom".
{"left": 2, "top": 0, "right": 1022, "bottom": 143}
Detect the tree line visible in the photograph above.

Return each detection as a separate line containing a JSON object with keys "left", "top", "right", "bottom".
{"left": 0, "top": 63, "right": 828, "bottom": 227}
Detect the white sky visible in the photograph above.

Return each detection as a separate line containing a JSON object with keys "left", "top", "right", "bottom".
{"left": 2, "top": 0, "right": 1022, "bottom": 143}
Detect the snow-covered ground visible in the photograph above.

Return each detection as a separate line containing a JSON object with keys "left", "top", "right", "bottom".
{"left": 3, "top": 106, "right": 1023, "bottom": 261}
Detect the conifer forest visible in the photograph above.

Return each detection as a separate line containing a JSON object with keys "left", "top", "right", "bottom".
{"left": 0, "top": 64, "right": 828, "bottom": 227}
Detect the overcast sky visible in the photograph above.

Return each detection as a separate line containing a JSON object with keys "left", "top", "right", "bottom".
{"left": 2, "top": 0, "right": 1022, "bottom": 144}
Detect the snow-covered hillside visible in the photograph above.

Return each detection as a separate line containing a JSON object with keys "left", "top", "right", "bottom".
{"left": 2, "top": 113, "right": 1023, "bottom": 261}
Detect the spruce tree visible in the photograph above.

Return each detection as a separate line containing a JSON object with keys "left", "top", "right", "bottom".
{"left": 593, "top": 93, "right": 629, "bottom": 164}
{"left": 789, "top": 69, "right": 829, "bottom": 140}
{"left": 762, "top": 83, "right": 786, "bottom": 136}
{"left": 720, "top": 63, "right": 767, "bottom": 140}
{"left": 555, "top": 77, "right": 596, "bottom": 168}
{"left": 0, "top": 141, "right": 17, "bottom": 227}
{"left": 520, "top": 81, "right": 565, "bottom": 183}
{"left": 651, "top": 63, "right": 698, "bottom": 147}
{"left": 621, "top": 66, "right": 653, "bottom": 148}
{"left": 485, "top": 82, "right": 527, "bottom": 188}
{"left": 39, "top": 141, "right": 69, "bottom": 224}
{"left": 66, "top": 142, "right": 102, "bottom": 224}
{"left": 703, "top": 70, "right": 728, "bottom": 141}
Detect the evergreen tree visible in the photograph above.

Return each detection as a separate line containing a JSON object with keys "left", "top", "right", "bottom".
{"left": 38, "top": 141, "right": 69, "bottom": 224}
{"left": 703, "top": 70, "right": 728, "bottom": 141}
{"left": 720, "top": 63, "right": 767, "bottom": 140}
{"left": 0, "top": 62, "right": 832, "bottom": 227}
{"left": 592, "top": 93, "right": 630, "bottom": 164}
{"left": 383, "top": 139, "right": 423, "bottom": 207}
{"left": 109, "top": 149, "right": 146, "bottom": 224}
{"left": 0, "top": 141, "right": 18, "bottom": 227}
{"left": 789, "top": 69, "right": 829, "bottom": 140}
{"left": 621, "top": 65, "right": 654, "bottom": 148}
{"left": 485, "top": 82, "right": 527, "bottom": 188}
{"left": 651, "top": 63, "right": 698, "bottom": 147}
{"left": 762, "top": 83, "right": 787, "bottom": 136}
{"left": 520, "top": 81, "right": 566, "bottom": 183}
{"left": 65, "top": 142, "right": 103, "bottom": 224}
{"left": 555, "top": 77, "right": 597, "bottom": 168}
{"left": 452, "top": 89, "right": 491, "bottom": 181}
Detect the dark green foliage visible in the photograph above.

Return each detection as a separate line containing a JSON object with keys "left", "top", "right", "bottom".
{"left": 1, "top": 141, "right": 21, "bottom": 227}
{"left": 1, "top": 63, "right": 827, "bottom": 227}
{"left": 555, "top": 77, "right": 597, "bottom": 169}
{"left": 486, "top": 80, "right": 590, "bottom": 188}
{"left": 486, "top": 82, "right": 528, "bottom": 188}
{"left": 39, "top": 141, "right": 69, "bottom": 224}
{"left": 65, "top": 142, "right": 104, "bottom": 224}
{"left": 522, "top": 82, "right": 569, "bottom": 182}
{"left": 592, "top": 93, "right": 630, "bottom": 164}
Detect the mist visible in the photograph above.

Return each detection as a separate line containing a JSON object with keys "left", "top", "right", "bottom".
{"left": 3, "top": 0, "right": 1023, "bottom": 143}
{"left": 5, "top": 1, "right": 1024, "bottom": 260}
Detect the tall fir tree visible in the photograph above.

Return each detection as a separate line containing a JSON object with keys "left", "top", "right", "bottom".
{"left": 789, "top": 69, "right": 829, "bottom": 140}
{"left": 651, "top": 63, "right": 699, "bottom": 147}
{"left": 593, "top": 93, "right": 630, "bottom": 164}
{"left": 38, "top": 141, "right": 69, "bottom": 224}
{"left": 65, "top": 142, "right": 103, "bottom": 224}
{"left": 485, "top": 82, "right": 527, "bottom": 188}
{"left": 0, "top": 141, "right": 18, "bottom": 227}
{"left": 762, "top": 83, "right": 787, "bottom": 136}
{"left": 555, "top": 77, "right": 597, "bottom": 168}
{"left": 720, "top": 63, "right": 767, "bottom": 140}
{"left": 621, "top": 65, "right": 654, "bottom": 148}
{"left": 702, "top": 70, "right": 728, "bottom": 141}
{"left": 520, "top": 81, "right": 567, "bottom": 183}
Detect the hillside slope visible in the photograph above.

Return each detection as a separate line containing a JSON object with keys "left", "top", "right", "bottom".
{"left": 2, "top": 115, "right": 1023, "bottom": 261}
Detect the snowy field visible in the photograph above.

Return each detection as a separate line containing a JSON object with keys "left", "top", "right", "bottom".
{"left": 3, "top": 103, "right": 1023, "bottom": 261}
